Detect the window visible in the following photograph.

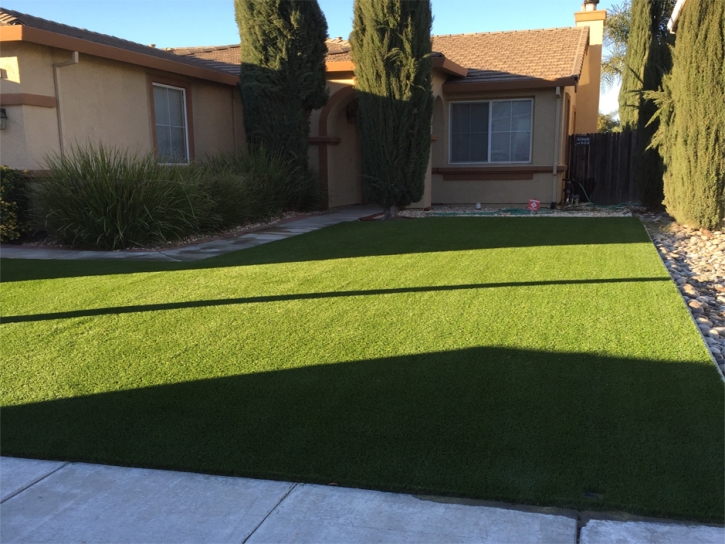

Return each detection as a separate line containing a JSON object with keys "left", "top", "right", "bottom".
{"left": 153, "top": 83, "right": 189, "bottom": 163}
{"left": 450, "top": 99, "right": 532, "bottom": 164}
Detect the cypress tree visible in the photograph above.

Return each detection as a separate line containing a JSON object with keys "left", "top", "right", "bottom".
{"left": 651, "top": 0, "right": 725, "bottom": 229}
{"left": 618, "top": 0, "right": 673, "bottom": 209}
{"left": 350, "top": 0, "right": 433, "bottom": 219}
{"left": 235, "top": 0, "right": 329, "bottom": 174}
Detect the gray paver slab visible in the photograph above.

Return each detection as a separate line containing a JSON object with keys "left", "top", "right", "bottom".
{"left": 1, "top": 457, "right": 66, "bottom": 502}
{"left": 247, "top": 484, "right": 577, "bottom": 544}
{"left": 580, "top": 519, "right": 725, "bottom": 544}
{"left": 0, "top": 461, "right": 294, "bottom": 544}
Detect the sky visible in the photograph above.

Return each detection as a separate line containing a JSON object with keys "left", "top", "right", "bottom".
{"left": 3, "top": 0, "right": 621, "bottom": 112}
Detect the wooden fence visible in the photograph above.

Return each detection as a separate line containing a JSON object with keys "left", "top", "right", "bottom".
{"left": 566, "top": 131, "right": 639, "bottom": 205}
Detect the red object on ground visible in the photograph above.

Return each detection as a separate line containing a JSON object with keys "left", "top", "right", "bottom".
{"left": 528, "top": 199, "right": 541, "bottom": 212}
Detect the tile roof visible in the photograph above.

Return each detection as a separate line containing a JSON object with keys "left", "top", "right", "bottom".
{"left": 167, "top": 38, "right": 354, "bottom": 76}
{"left": 432, "top": 27, "right": 589, "bottom": 84}
{"left": 169, "top": 28, "right": 588, "bottom": 85}
{"left": 0, "top": 7, "right": 231, "bottom": 76}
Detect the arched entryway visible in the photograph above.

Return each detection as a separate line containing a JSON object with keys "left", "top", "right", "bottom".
{"left": 318, "top": 86, "right": 363, "bottom": 208}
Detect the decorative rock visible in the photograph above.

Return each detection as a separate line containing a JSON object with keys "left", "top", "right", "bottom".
{"left": 682, "top": 284, "right": 700, "bottom": 298}
{"left": 709, "top": 330, "right": 720, "bottom": 339}
{"left": 688, "top": 300, "right": 705, "bottom": 313}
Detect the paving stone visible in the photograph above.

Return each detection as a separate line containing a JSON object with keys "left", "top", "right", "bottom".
{"left": 580, "top": 519, "right": 724, "bottom": 544}
{"left": 0, "top": 457, "right": 66, "bottom": 502}
{"left": 246, "top": 484, "right": 577, "bottom": 544}
{"left": 0, "top": 461, "right": 294, "bottom": 544}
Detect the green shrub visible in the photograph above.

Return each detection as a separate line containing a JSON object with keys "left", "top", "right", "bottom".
{"left": 0, "top": 166, "right": 31, "bottom": 243}
{"left": 197, "top": 148, "right": 322, "bottom": 228}
{"left": 35, "top": 145, "right": 211, "bottom": 250}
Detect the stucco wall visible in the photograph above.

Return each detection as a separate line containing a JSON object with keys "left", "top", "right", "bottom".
{"left": 0, "top": 42, "right": 244, "bottom": 170}
{"left": 431, "top": 86, "right": 568, "bottom": 206}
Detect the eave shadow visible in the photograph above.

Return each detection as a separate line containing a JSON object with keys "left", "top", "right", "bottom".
{"left": 1, "top": 217, "right": 652, "bottom": 282}
{"left": 3, "top": 346, "right": 722, "bottom": 522}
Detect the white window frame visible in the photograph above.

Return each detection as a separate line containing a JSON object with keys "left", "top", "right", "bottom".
{"left": 448, "top": 98, "right": 534, "bottom": 165}
{"left": 152, "top": 83, "right": 190, "bottom": 165}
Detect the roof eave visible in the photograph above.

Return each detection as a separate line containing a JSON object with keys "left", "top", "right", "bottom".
{"left": 432, "top": 56, "right": 468, "bottom": 77}
{"left": 0, "top": 25, "right": 239, "bottom": 86}
{"left": 443, "top": 76, "right": 579, "bottom": 94}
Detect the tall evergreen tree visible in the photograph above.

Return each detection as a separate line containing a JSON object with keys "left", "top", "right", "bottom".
{"left": 618, "top": 0, "right": 674, "bottom": 209}
{"left": 650, "top": 0, "right": 725, "bottom": 229}
{"left": 350, "top": 0, "right": 433, "bottom": 219}
{"left": 235, "top": 0, "right": 329, "bottom": 174}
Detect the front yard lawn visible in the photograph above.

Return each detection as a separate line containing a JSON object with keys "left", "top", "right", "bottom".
{"left": 1, "top": 217, "right": 723, "bottom": 522}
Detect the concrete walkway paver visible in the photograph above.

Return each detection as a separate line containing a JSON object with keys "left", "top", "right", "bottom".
{"left": 3, "top": 457, "right": 721, "bottom": 544}
{"left": 245, "top": 483, "right": 577, "bottom": 544}
{"left": 580, "top": 518, "right": 725, "bottom": 544}
{"left": 1, "top": 460, "right": 295, "bottom": 544}
{"left": 0, "top": 457, "right": 67, "bottom": 502}
{"left": 0, "top": 205, "right": 381, "bottom": 262}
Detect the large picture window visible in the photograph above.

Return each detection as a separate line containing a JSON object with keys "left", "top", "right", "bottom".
{"left": 153, "top": 83, "right": 189, "bottom": 164}
{"left": 450, "top": 99, "right": 532, "bottom": 164}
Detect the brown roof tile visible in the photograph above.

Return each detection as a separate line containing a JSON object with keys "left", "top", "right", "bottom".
{"left": 170, "top": 28, "right": 588, "bottom": 86}
{"left": 166, "top": 38, "right": 353, "bottom": 75}
{"left": 0, "top": 7, "right": 231, "bottom": 76}
{"left": 432, "top": 27, "right": 589, "bottom": 83}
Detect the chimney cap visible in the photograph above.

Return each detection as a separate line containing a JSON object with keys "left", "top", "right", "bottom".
{"left": 582, "top": 0, "right": 599, "bottom": 11}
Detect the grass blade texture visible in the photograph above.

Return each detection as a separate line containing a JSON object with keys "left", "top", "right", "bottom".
{"left": 1, "top": 217, "right": 722, "bottom": 522}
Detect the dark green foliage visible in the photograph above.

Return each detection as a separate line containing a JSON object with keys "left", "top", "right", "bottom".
{"left": 197, "top": 149, "right": 322, "bottom": 228}
{"left": 597, "top": 112, "right": 621, "bottom": 133}
{"left": 33, "top": 145, "right": 319, "bottom": 250}
{"left": 650, "top": 0, "right": 725, "bottom": 229}
{"left": 351, "top": 0, "right": 433, "bottom": 218}
{"left": 235, "top": 0, "right": 329, "bottom": 174}
{"left": 34, "top": 145, "right": 210, "bottom": 250}
{"left": 618, "top": 0, "right": 674, "bottom": 209}
{"left": 0, "top": 166, "right": 31, "bottom": 243}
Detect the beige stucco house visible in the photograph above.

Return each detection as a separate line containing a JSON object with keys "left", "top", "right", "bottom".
{"left": 0, "top": 2, "right": 605, "bottom": 208}
{"left": 0, "top": 9, "right": 245, "bottom": 171}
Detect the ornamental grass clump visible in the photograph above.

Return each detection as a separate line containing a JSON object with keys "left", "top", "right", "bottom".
{"left": 35, "top": 144, "right": 210, "bottom": 250}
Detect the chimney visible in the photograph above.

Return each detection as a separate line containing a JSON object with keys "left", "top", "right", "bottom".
{"left": 573, "top": 1, "right": 606, "bottom": 133}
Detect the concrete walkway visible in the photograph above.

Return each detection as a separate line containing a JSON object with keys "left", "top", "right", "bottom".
{"left": 1, "top": 457, "right": 722, "bottom": 544}
{"left": 0, "top": 205, "right": 381, "bottom": 262}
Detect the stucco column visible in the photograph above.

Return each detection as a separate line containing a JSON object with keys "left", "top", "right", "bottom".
{"left": 574, "top": 9, "right": 606, "bottom": 134}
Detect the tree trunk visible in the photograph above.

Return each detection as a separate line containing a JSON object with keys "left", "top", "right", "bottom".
{"left": 382, "top": 205, "right": 398, "bottom": 220}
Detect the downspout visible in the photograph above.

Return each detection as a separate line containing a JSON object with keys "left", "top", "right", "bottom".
{"left": 552, "top": 86, "right": 562, "bottom": 206}
{"left": 52, "top": 51, "right": 79, "bottom": 158}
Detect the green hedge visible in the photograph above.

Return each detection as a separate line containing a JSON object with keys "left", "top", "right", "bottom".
{"left": 33, "top": 144, "right": 322, "bottom": 250}
{"left": 0, "top": 166, "right": 31, "bottom": 243}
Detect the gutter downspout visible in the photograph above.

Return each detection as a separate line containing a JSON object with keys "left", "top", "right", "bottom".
{"left": 52, "top": 51, "right": 79, "bottom": 158}
{"left": 552, "top": 86, "right": 562, "bottom": 206}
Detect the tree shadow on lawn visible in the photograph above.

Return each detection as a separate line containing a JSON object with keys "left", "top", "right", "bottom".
{"left": 3, "top": 346, "right": 722, "bottom": 523}
{"left": 2, "top": 217, "right": 653, "bottom": 283}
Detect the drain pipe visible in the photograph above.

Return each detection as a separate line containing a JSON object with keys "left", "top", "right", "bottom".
{"left": 551, "top": 86, "right": 562, "bottom": 206}
{"left": 52, "top": 51, "right": 79, "bottom": 158}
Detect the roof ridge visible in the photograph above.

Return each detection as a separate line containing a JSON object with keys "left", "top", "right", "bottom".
{"left": 432, "top": 26, "right": 585, "bottom": 39}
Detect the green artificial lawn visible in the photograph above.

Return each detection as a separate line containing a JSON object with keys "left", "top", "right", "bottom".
{"left": 1, "top": 217, "right": 723, "bottom": 522}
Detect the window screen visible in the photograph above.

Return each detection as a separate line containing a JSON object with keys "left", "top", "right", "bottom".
{"left": 450, "top": 99, "right": 532, "bottom": 163}
{"left": 153, "top": 84, "right": 189, "bottom": 164}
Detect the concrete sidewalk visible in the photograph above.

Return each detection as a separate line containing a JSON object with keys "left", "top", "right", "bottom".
{"left": 0, "top": 205, "right": 381, "bottom": 262}
{"left": 1, "top": 457, "right": 722, "bottom": 544}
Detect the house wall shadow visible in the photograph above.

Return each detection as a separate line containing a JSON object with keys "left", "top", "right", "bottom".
{"left": 2, "top": 346, "right": 722, "bottom": 522}
{"left": 2, "top": 217, "right": 653, "bottom": 283}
